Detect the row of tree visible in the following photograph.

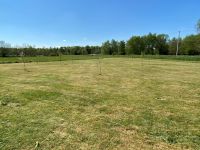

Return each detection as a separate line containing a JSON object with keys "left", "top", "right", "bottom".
{"left": 169, "top": 34, "right": 200, "bottom": 55}
{"left": 105, "top": 33, "right": 169, "bottom": 55}
{"left": 0, "top": 46, "right": 101, "bottom": 57}
{"left": 0, "top": 34, "right": 199, "bottom": 57}
{"left": 1, "top": 20, "right": 200, "bottom": 57}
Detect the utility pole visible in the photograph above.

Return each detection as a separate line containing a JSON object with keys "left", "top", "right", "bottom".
{"left": 176, "top": 31, "right": 181, "bottom": 56}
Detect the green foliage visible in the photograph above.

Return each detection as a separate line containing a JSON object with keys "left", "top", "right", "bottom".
{"left": 85, "top": 45, "right": 92, "bottom": 54}
{"left": 101, "top": 40, "right": 121, "bottom": 55}
{"left": 143, "top": 33, "right": 158, "bottom": 54}
{"left": 0, "top": 48, "right": 8, "bottom": 57}
{"left": 155, "top": 34, "right": 169, "bottom": 55}
{"left": 0, "top": 46, "right": 102, "bottom": 57}
{"left": 126, "top": 33, "right": 169, "bottom": 55}
{"left": 126, "top": 36, "right": 144, "bottom": 54}
{"left": 111, "top": 39, "right": 118, "bottom": 55}
{"left": 181, "top": 34, "right": 200, "bottom": 55}
{"left": 118, "top": 41, "right": 126, "bottom": 55}
{"left": 101, "top": 41, "right": 112, "bottom": 55}
{"left": 168, "top": 38, "right": 178, "bottom": 55}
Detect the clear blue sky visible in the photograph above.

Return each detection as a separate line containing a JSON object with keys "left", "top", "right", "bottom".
{"left": 0, "top": 0, "right": 199, "bottom": 47}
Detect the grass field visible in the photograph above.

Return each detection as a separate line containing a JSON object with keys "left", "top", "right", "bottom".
{"left": 0, "top": 55, "right": 200, "bottom": 64}
{"left": 0, "top": 55, "right": 101, "bottom": 64}
{"left": 0, "top": 58, "right": 200, "bottom": 149}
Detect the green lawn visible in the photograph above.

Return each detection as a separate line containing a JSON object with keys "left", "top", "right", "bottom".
{"left": 0, "top": 58, "right": 200, "bottom": 149}
{"left": 0, "top": 55, "right": 200, "bottom": 64}
{"left": 0, "top": 55, "right": 101, "bottom": 64}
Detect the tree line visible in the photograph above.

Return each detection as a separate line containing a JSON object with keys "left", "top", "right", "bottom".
{"left": 0, "top": 45, "right": 101, "bottom": 57}
{"left": 1, "top": 20, "right": 200, "bottom": 57}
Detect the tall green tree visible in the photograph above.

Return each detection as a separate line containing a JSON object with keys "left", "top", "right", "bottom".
{"left": 111, "top": 39, "right": 118, "bottom": 55}
{"left": 0, "top": 48, "right": 9, "bottom": 57}
{"left": 181, "top": 34, "right": 200, "bottom": 55}
{"left": 143, "top": 33, "right": 158, "bottom": 54}
{"left": 126, "top": 36, "right": 144, "bottom": 54}
{"left": 142, "top": 33, "right": 169, "bottom": 55}
{"left": 169, "top": 38, "right": 178, "bottom": 55}
{"left": 101, "top": 41, "right": 112, "bottom": 55}
{"left": 118, "top": 41, "right": 126, "bottom": 55}
{"left": 156, "top": 34, "right": 169, "bottom": 55}
{"left": 85, "top": 45, "right": 92, "bottom": 54}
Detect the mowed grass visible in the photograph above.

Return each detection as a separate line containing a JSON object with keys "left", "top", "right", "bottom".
{"left": 0, "top": 58, "right": 200, "bottom": 150}
{"left": 0, "top": 55, "right": 101, "bottom": 64}
{"left": 1, "top": 55, "right": 200, "bottom": 64}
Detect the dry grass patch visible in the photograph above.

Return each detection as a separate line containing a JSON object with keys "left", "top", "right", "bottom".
{"left": 0, "top": 58, "right": 200, "bottom": 149}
